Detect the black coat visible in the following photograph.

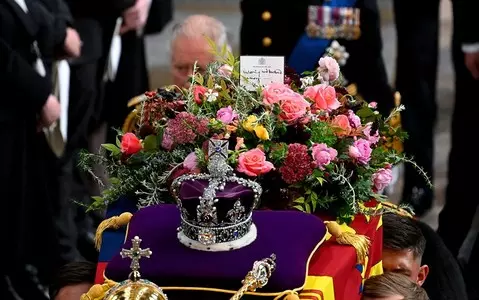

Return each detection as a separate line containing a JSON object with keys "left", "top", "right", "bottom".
{"left": 240, "top": 0, "right": 395, "bottom": 115}
{"left": 453, "top": 0, "right": 479, "bottom": 45}
{"left": 64, "top": 0, "right": 135, "bottom": 65}
{"left": 0, "top": 0, "right": 59, "bottom": 273}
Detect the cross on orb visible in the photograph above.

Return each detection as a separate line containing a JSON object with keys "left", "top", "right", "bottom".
{"left": 120, "top": 236, "right": 152, "bottom": 272}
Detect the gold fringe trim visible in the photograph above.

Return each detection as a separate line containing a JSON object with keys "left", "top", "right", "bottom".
{"left": 95, "top": 212, "right": 133, "bottom": 251}
{"left": 80, "top": 279, "right": 117, "bottom": 300}
{"left": 325, "top": 221, "right": 370, "bottom": 264}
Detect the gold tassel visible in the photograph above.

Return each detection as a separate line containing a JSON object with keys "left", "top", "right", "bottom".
{"left": 80, "top": 280, "right": 118, "bottom": 300}
{"left": 325, "top": 221, "right": 370, "bottom": 264}
{"left": 95, "top": 212, "right": 133, "bottom": 251}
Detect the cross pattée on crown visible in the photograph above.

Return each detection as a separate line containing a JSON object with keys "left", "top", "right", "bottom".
{"left": 207, "top": 139, "right": 231, "bottom": 177}
{"left": 120, "top": 236, "right": 152, "bottom": 274}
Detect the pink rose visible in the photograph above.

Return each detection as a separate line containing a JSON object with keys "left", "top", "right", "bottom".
{"left": 318, "top": 57, "right": 340, "bottom": 82}
{"left": 262, "top": 83, "right": 295, "bottom": 106}
{"left": 368, "top": 102, "right": 378, "bottom": 109}
{"left": 331, "top": 114, "right": 352, "bottom": 136}
{"left": 216, "top": 106, "right": 238, "bottom": 124}
{"left": 279, "top": 93, "right": 311, "bottom": 124}
{"left": 218, "top": 64, "right": 233, "bottom": 76}
{"left": 348, "top": 110, "right": 361, "bottom": 128}
{"left": 363, "top": 123, "right": 380, "bottom": 144}
{"left": 193, "top": 85, "right": 208, "bottom": 105}
{"left": 372, "top": 167, "right": 393, "bottom": 191}
{"left": 304, "top": 84, "right": 341, "bottom": 111}
{"left": 349, "top": 139, "right": 372, "bottom": 164}
{"left": 311, "top": 143, "right": 338, "bottom": 170}
{"left": 237, "top": 148, "right": 274, "bottom": 177}
{"left": 183, "top": 152, "right": 198, "bottom": 171}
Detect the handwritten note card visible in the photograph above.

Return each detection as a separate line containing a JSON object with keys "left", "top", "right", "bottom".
{"left": 240, "top": 56, "right": 285, "bottom": 90}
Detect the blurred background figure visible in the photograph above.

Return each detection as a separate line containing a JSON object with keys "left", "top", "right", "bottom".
{"left": 170, "top": 14, "right": 231, "bottom": 88}
{"left": 393, "top": 0, "right": 441, "bottom": 217}
{"left": 102, "top": 0, "right": 173, "bottom": 144}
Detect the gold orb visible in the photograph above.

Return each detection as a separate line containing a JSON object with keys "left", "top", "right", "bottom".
{"left": 105, "top": 280, "right": 168, "bottom": 300}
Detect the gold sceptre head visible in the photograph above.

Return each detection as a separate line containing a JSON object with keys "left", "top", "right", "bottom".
{"left": 230, "top": 254, "right": 277, "bottom": 300}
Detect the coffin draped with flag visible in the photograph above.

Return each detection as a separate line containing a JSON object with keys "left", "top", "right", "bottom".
{"left": 92, "top": 198, "right": 383, "bottom": 300}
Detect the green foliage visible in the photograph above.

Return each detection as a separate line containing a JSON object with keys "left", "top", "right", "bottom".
{"left": 308, "top": 121, "right": 337, "bottom": 146}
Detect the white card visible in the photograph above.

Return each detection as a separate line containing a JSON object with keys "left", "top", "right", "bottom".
{"left": 240, "top": 56, "right": 285, "bottom": 90}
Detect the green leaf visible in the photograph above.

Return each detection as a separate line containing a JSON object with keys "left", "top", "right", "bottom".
{"left": 109, "top": 177, "right": 121, "bottom": 185}
{"left": 220, "top": 80, "right": 227, "bottom": 91}
{"left": 317, "top": 177, "right": 325, "bottom": 185}
{"left": 91, "top": 196, "right": 103, "bottom": 202}
{"left": 101, "top": 143, "right": 121, "bottom": 155}
{"left": 305, "top": 202, "right": 312, "bottom": 213}
{"left": 310, "top": 191, "right": 318, "bottom": 202}
{"left": 293, "top": 205, "right": 305, "bottom": 212}
{"left": 116, "top": 137, "right": 121, "bottom": 148}
{"left": 143, "top": 135, "right": 158, "bottom": 151}
{"left": 356, "top": 107, "right": 375, "bottom": 118}
{"left": 207, "top": 75, "right": 214, "bottom": 89}
{"left": 294, "top": 197, "right": 305, "bottom": 204}
{"left": 195, "top": 73, "right": 204, "bottom": 85}
{"left": 311, "top": 198, "right": 317, "bottom": 211}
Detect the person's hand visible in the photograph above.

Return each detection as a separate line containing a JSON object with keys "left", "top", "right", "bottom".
{"left": 465, "top": 52, "right": 479, "bottom": 80}
{"left": 120, "top": 0, "right": 151, "bottom": 34}
{"left": 39, "top": 95, "right": 61, "bottom": 128}
{"left": 64, "top": 27, "right": 82, "bottom": 58}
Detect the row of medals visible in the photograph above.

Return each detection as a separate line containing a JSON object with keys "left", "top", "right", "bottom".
{"left": 306, "top": 6, "right": 361, "bottom": 40}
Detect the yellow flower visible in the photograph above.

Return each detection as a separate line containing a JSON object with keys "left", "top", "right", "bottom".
{"left": 254, "top": 125, "right": 270, "bottom": 140}
{"left": 242, "top": 115, "right": 258, "bottom": 132}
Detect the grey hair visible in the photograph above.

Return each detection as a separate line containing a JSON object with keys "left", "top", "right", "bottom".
{"left": 171, "top": 15, "right": 232, "bottom": 53}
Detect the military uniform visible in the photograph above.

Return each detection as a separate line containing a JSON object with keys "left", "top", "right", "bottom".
{"left": 240, "top": 0, "right": 395, "bottom": 116}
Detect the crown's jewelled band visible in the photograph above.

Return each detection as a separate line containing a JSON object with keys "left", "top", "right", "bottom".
{"left": 179, "top": 213, "right": 253, "bottom": 246}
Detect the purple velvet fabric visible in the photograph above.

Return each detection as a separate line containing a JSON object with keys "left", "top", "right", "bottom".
{"left": 179, "top": 180, "right": 256, "bottom": 222}
{"left": 105, "top": 204, "right": 326, "bottom": 292}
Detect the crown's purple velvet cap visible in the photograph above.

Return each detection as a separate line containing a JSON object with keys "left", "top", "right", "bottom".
{"left": 179, "top": 180, "right": 256, "bottom": 221}
{"left": 105, "top": 204, "right": 326, "bottom": 292}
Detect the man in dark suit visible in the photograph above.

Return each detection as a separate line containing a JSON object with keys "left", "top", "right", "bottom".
{"left": 393, "top": 0, "right": 440, "bottom": 216}
{"left": 240, "top": 0, "right": 395, "bottom": 117}
{"left": 438, "top": 0, "right": 479, "bottom": 258}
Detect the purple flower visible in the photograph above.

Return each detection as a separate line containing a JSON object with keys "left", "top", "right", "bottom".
{"left": 216, "top": 106, "right": 238, "bottom": 124}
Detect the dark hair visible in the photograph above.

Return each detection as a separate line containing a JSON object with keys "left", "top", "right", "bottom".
{"left": 382, "top": 213, "right": 426, "bottom": 259}
{"left": 49, "top": 261, "right": 96, "bottom": 299}
{"left": 362, "top": 272, "right": 429, "bottom": 300}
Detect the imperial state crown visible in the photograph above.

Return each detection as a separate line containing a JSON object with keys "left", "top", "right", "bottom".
{"left": 171, "top": 139, "right": 262, "bottom": 251}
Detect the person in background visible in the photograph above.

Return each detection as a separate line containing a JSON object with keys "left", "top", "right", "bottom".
{"left": 362, "top": 272, "right": 429, "bottom": 300}
{"left": 170, "top": 15, "right": 231, "bottom": 88}
{"left": 52, "top": 0, "right": 151, "bottom": 266}
{"left": 49, "top": 261, "right": 96, "bottom": 300}
{"left": 383, "top": 213, "right": 468, "bottom": 300}
{"left": 392, "top": 0, "right": 440, "bottom": 216}
{"left": 240, "top": 0, "right": 395, "bottom": 117}
{"left": 0, "top": 34, "right": 60, "bottom": 298}
{"left": 103, "top": 0, "right": 173, "bottom": 144}
{"left": 438, "top": 0, "right": 479, "bottom": 270}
